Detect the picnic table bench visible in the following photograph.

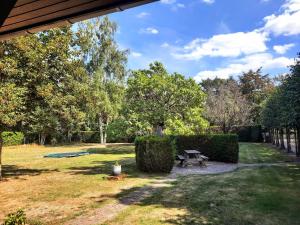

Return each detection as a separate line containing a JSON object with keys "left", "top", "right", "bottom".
{"left": 177, "top": 150, "right": 209, "bottom": 167}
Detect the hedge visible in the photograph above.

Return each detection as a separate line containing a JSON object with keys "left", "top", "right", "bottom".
{"left": 173, "top": 134, "right": 239, "bottom": 163}
{"left": 135, "top": 136, "right": 175, "bottom": 173}
{"left": 2, "top": 132, "right": 24, "bottom": 146}
{"left": 234, "top": 126, "right": 263, "bottom": 142}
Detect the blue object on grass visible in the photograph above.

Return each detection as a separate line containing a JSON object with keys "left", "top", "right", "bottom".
{"left": 44, "top": 152, "right": 89, "bottom": 158}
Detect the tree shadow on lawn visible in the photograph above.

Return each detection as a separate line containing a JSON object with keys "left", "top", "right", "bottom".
{"left": 86, "top": 146, "right": 134, "bottom": 155}
{"left": 2, "top": 165, "right": 59, "bottom": 180}
{"left": 108, "top": 165, "right": 300, "bottom": 225}
{"left": 68, "top": 158, "right": 147, "bottom": 177}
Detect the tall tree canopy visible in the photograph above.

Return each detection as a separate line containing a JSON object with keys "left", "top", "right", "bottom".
{"left": 204, "top": 79, "right": 252, "bottom": 133}
{"left": 239, "top": 68, "right": 274, "bottom": 123}
{"left": 126, "top": 62, "right": 208, "bottom": 135}
{"left": 261, "top": 53, "right": 300, "bottom": 156}
{"left": 77, "top": 17, "right": 128, "bottom": 143}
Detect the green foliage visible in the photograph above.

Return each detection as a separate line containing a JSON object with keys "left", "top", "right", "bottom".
{"left": 3, "top": 209, "right": 26, "bottom": 225}
{"left": 126, "top": 62, "right": 207, "bottom": 134}
{"left": 77, "top": 131, "right": 100, "bottom": 143}
{"left": 239, "top": 68, "right": 274, "bottom": 123}
{"left": 165, "top": 108, "right": 209, "bottom": 135}
{"left": 106, "top": 119, "right": 135, "bottom": 143}
{"left": 261, "top": 53, "right": 300, "bottom": 129}
{"left": 233, "top": 126, "right": 263, "bottom": 142}
{"left": 174, "top": 134, "right": 239, "bottom": 163}
{"left": 135, "top": 136, "right": 175, "bottom": 173}
{"left": 78, "top": 17, "right": 128, "bottom": 144}
{"left": 0, "top": 83, "right": 25, "bottom": 129}
{"left": 2, "top": 132, "right": 24, "bottom": 146}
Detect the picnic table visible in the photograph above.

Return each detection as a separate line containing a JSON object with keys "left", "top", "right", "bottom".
{"left": 177, "top": 150, "right": 209, "bottom": 167}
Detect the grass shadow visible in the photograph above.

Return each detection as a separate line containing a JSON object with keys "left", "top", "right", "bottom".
{"left": 2, "top": 165, "right": 59, "bottom": 180}
{"left": 86, "top": 146, "right": 134, "bottom": 155}
{"left": 68, "top": 158, "right": 142, "bottom": 177}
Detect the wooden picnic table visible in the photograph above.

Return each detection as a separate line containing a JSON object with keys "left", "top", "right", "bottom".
{"left": 177, "top": 150, "right": 209, "bottom": 167}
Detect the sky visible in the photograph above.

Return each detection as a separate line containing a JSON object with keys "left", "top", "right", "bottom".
{"left": 108, "top": 0, "right": 300, "bottom": 81}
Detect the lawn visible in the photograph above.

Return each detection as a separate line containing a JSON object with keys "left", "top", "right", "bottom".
{"left": 106, "top": 165, "right": 300, "bottom": 225}
{"left": 0, "top": 143, "right": 159, "bottom": 224}
{"left": 1, "top": 142, "right": 299, "bottom": 225}
{"left": 239, "top": 142, "right": 291, "bottom": 163}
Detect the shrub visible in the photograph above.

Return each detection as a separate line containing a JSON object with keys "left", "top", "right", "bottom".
{"left": 2, "top": 132, "right": 24, "bottom": 146}
{"left": 3, "top": 209, "right": 26, "bottom": 225}
{"left": 135, "top": 136, "right": 175, "bottom": 173}
{"left": 174, "top": 134, "right": 239, "bottom": 163}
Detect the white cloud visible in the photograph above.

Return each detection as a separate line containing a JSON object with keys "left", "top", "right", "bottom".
{"left": 177, "top": 3, "right": 185, "bottom": 8}
{"left": 202, "top": 0, "right": 215, "bottom": 4}
{"left": 194, "top": 53, "right": 293, "bottom": 81}
{"left": 160, "top": 0, "right": 176, "bottom": 4}
{"left": 136, "top": 12, "right": 150, "bottom": 18}
{"left": 161, "top": 42, "right": 170, "bottom": 48}
{"left": 139, "top": 27, "right": 159, "bottom": 34}
{"left": 131, "top": 52, "right": 142, "bottom": 57}
{"left": 273, "top": 43, "right": 295, "bottom": 54}
{"left": 263, "top": 0, "right": 300, "bottom": 36}
{"left": 173, "top": 31, "right": 268, "bottom": 60}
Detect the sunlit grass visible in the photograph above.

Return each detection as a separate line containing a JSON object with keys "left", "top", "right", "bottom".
{"left": 106, "top": 165, "right": 300, "bottom": 225}
{"left": 239, "top": 142, "right": 291, "bottom": 163}
{"left": 0, "top": 143, "right": 157, "bottom": 224}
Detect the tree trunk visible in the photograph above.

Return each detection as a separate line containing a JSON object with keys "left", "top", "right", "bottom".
{"left": 40, "top": 134, "right": 46, "bottom": 145}
{"left": 222, "top": 123, "right": 227, "bottom": 134}
{"left": 296, "top": 127, "right": 300, "bottom": 157}
{"left": 277, "top": 129, "right": 280, "bottom": 147}
{"left": 153, "top": 124, "right": 164, "bottom": 136}
{"left": 0, "top": 132, "right": 3, "bottom": 180}
{"left": 275, "top": 129, "right": 279, "bottom": 147}
{"left": 103, "top": 120, "right": 109, "bottom": 144}
{"left": 280, "top": 128, "right": 285, "bottom": 150}
{"left": 99, "top": 115, "right": 104, "bottom": 144}
{"left": 67, "top": 130, "right": 72, "bottom": 143}
{"left": 286, "top": 127, "right": 291, "bottom": 153}
{"left": 271, "top": 129, "right": 275, "bottom": 145}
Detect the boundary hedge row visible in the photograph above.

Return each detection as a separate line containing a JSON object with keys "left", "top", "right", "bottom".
{"left": 172, "top": 134, "right": 239, "bottom": 163}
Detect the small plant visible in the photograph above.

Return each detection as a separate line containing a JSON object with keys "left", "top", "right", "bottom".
{"left": 114, "top": 161, "right": 120, "bottom": 166}
{"left": 3, "top": 209, "right": 26, "bottom": 225}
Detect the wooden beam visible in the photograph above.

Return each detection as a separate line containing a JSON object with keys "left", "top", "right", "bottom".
{"left": 0, "top": 0, "right": 18, "bottom": 27}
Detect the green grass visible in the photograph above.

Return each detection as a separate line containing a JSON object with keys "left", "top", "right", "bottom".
{"left": 239, "top": 142, "right": 291, "bottom": 163}
{"left": 1, "top": 142, "right": 299, "bottom": 225}
{"left": 104, "top": 143, "right": 300, "bottom": 225}
{"left": 106, "top": 165, "right": 300, "bottom": 225}
{"left": 0, "top": 143, "right": 159, "bottom": 224}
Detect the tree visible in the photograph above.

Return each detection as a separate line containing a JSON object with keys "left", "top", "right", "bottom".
{"left": 0, "top": 84, "right": 25, "bottom": 180}
{"left": 77, "top": 17, "right": 128, "bottom": 143}
{"left": 126, "top": 62, "right": 207, "bottom": 135}
{"left": 261, "top": 53, "right": 300, "bottom": 156}
{"left": 0, "top": 27, "right": 89, "bottom": 144}
{"left": 205, "top": 80, "right": 252, "bottom": 133}
{"left": 239, "top": 68, "right": 274, "bottom": 123}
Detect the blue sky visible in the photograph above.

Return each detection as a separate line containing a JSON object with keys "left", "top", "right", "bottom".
{"left": 108, "top": 0, "right": 300, "bottom": 81}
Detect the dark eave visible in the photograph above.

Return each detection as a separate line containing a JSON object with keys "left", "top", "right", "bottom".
{"left": 0, "top": 0, "right": 157, "bottom": 41}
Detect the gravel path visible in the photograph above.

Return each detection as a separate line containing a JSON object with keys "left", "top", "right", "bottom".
{"left": 169, "top": 161, "right": 238, "bottom": 178}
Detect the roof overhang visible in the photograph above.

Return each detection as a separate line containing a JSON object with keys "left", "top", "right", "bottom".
{"left": 0, "top": 0, "right": 157, "bottom": 41}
